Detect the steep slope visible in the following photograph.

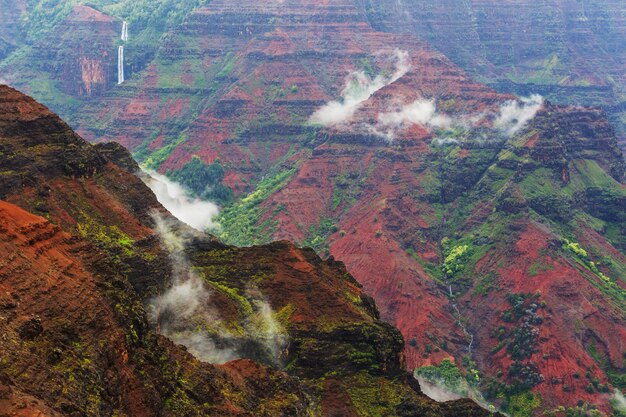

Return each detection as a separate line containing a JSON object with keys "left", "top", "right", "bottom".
{"left": 0, "top": 1, "right": 217, "bottom": 124}
{"left": 68, "top": 4, "right": 513, "bottom": 386}
{"left": 0, "top": 84, "right": 500, "bottom": 416}
{"left": 218, "top": 98, "right": 626, "bottom": 414}
{"left": 431, "top": 103, "right": 626, "bottom": 414}
{"left": 65, "top": 2, "right": 624, "bottom": 414}
{"left": 0, "top": 198, "right": 320, "bottom": 416}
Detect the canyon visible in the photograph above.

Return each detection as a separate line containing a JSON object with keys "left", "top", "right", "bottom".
{"left": 0, "top": 1, "right": 625, "bottom": 416}
{"left": 0, "top": 84, "right": 500, "bottom": 416}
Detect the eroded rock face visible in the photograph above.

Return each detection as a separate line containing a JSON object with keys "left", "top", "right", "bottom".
{"left": 50, "top": 5, "right": 121, "bottom": 97}
{"left": 58, "top": 2, "right": 624, "bottom": 413}
{"left": 0, "top": 85, "right": 500, "bottom": 416}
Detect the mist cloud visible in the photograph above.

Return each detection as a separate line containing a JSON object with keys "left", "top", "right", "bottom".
{"left": 613, "top": 390, "right": 626, "bottom": 414}
{"left": 415, "top": 372, "right": 498, "bottom": 412}
{"left": 245, "top": 287, "right": 289, "bottom": 366}
{"left": 373, "top": 94, "right": 543, "bottom": 143}
{"left": 147, "top": 213, "right": 289, "bottom": 366}
{"left": 149, "top": 212, "right": 239, "bottom": 364}
{"left": 494, "top": 94, "right": 544, "bottom": 136}
{"left": 310, "top": 49, "right": 410, "bottom": 126}
{"left": 431, "top": 137, "right": 460, "bottom": 146}
{"left": 376, "top": 99, "right": 452, "bottom": 138}
{"left": 142, "top": 170, "right": 219, "bottom": 231}
{"left": 416, "top": 377, "right": 464, "bottom": 402}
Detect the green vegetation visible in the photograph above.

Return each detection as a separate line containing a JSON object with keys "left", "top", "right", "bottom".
{"left": 546, "top": 403, "right": 606, "bottom": 417}
{"left": 485, "top": 293, "right": 545, "bottom": 413}
{"left": 216, "top": 52, "right": 237, "bottom": 78}
{"left": 527, "top": 260, "right": 554, "bottom": 277}
{"left": 331, "top": 171, "right": 360, "bottom": 211}
{"left": 169, "top": 156, "right": 232, "bottom": 204}
{"left": 303, "top": 217, "right": 337, "bottom": 254}
{"left": 562, "top": 238, "right": 626, "bottom": 306}
{"left": 415, "top": 359, "right": 467, "bottom": 395}
{"left": 610, "top": 392, "right": 626, "bottom": 417}
{"left": 20, "top": 0, "right": 210, "bottom": 43}
{"left": 76, "top": 214, "right": 135, "bottom": 258}
{"left": 502, "top": 392, "right": 542, "bottom": 417}
{"left": 217, "top": 168, "right": 296, "bottom": 246}
{"left": 142, "top": 133, "right": 188, "bottom": 171}
{"left": 441, "top": 237, "right": 471, "bottom": 277}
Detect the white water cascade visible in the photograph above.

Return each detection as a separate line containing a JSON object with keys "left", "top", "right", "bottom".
{"left": 117, "top": 21, "right": 128, "bottom": 85}
{"left": 117, "top": 45, "right": 125, "bottom": 84}
{"left": 121, "top": 21, "right": 129, "bottom": 41}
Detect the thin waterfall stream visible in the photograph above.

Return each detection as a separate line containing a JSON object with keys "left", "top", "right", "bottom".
{"left": 118, "top": 21, "right": 128, "bottom": 84}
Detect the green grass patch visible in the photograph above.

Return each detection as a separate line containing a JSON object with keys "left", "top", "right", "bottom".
{"left": 217, "top": 168, "right": 296, "bottom": 246}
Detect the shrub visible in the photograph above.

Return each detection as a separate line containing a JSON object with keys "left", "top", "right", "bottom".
{"left": 169, "top": 156, "right": 233, "bottom": 204}
{"left": 442, "top": 242, "right": 471, "bottom": 276}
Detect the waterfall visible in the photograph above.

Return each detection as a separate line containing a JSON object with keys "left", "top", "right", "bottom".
{"left": 121, "top": 21, "right": 129, "bottom": 41}
{"left": 117, "top": 46, "right": 124, "bottom": 85}
{"left": 117, "top": 21, "right": 128, "bottom": 84}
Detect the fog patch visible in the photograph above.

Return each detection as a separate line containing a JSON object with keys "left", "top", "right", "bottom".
{"left": 142, "top": 170, "right": 219, "bottom": 231}
{"left": 379, "top": 100, "right": 451, "bottom": 130}
{"left": 148, "top": 212, "right": 238, "bottom": 364}
{"left": 147, "top": 213, "right": 289, "bottom": 366}
{"left": 310, "top": 49, "right": 410, "bottom": 126}
{"left": 374, "top": 99, "right": 452, "bottom": 141}
{"left": 612, "top": 390, "right": 626, "bottom": 414}
{"left": 416, "top": 376, "right": 464, "bottom": 402}
{"left": 414, "top": 367, "right": 498, "bottom": 413}
{"left": 494, "top": 95, "right": 544, "bottom": 136}
{"left": 245, "top": 286, "right": 289, "bottom": 367}
{"left": 431, "top": 137, "right": 460, "bottom": 146}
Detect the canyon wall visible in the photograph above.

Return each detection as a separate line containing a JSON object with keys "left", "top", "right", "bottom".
{"left": 0, "top": 1, "right": 624, "bottom": 415}
{"left": 360, "top": 0, "right": 626, "bottom": 152}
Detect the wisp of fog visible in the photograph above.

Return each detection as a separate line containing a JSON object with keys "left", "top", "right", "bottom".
{"left": 145, "top": 198, "right": 288, "bottom": 366}
{"left": 142, "top": 170, "right": 219, "bottom": 231}
{"left": 494, "top": 94, "right": 544, "bottom": 136}
{"left": 148, "top": 212, "right": 240, "bottom": 364}
{"left": 310, "top": 49, "right": 410, "bottom": 126}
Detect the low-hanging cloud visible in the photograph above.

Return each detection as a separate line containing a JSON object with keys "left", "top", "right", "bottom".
{"left": 374, "top": 94, "right": 543, "bottom": 143}
{"left": 613, "top": 390, "right": 626, "bottom": 414}
{"left": 245, "top": 287, "right": 289, "bottom": 367}
{"left": 147, "top": 212, "right": 289, "bottom": 366}
{"left": 377, "top": 99, "right": 452, "bottom": 134}
{"left": 416, "top": 377, "right": 464, "bottom": 402}
{"left": 148, "top": 212, "right": 239, "bottom": 364}
{"left": 431, "top": 137, "right": 460, "bottom": 146}
{"left": 414, "top": 373, "right": 498, "bottom": 413}
{"left": 310, "top": 49, "right": 410, "bottom": 126}
{"left": 494, "top": 94, "right": 544, "bottom": 136}
{"left": 142, "top": 170, "right": 219, "bottom": 231}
